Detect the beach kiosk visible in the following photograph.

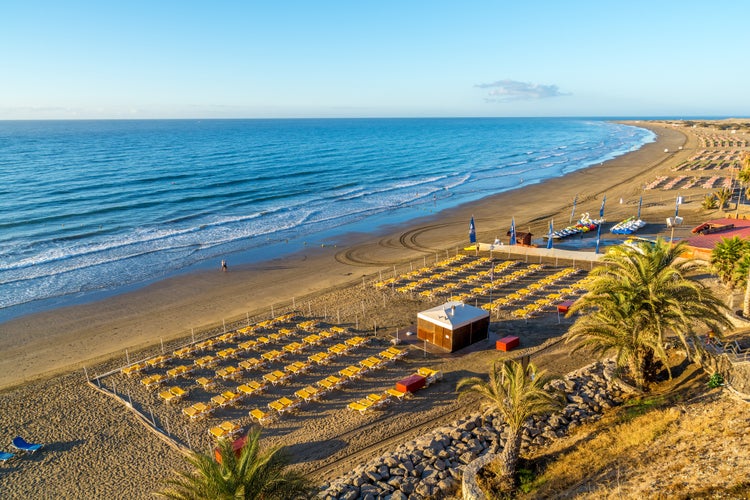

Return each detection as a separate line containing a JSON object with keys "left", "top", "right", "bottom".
{"left": 417, "top": 301, "right": 489, "bottom": 352}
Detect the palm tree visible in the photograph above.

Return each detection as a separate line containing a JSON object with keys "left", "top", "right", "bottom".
{"left": 735, "top": 164, "right": 750, "bottom": 216}
{"left": 713, "top": 187, "right": 732, "bottom": 210}
{"left": 710, "top": 236, "right": 750, "bottom": 309}
{"left": 732, "top": 252, "right": 750, "bottom": 317}
{"left": 567, "top": 238, "right": 732, "bottom": 390}
{"left": 702, "top": 193, "right": 718, "bottom": 210}
{"left": 456, "top": 360, "right": 561, "bottom": 493}
{"left": 156, "top": 428, "right": 312, "bottom": 500}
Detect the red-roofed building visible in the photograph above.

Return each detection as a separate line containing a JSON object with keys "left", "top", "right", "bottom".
{"left": 683, "top": 217, "right": 750, "bottom": 260}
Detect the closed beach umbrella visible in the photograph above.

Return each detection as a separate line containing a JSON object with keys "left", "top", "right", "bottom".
{"left": 570, "top": 194, "right": 578, "bottom": 223}
{"left": 594, "top": 221, "right": 602, "bottom": 254}
{"left": 637, "top": 196, "right": 643, "bottom": 219}
{"left": 509, "top": 217, "right": 517, "bottom": 246}
{"left": 546, "top": 219, "right": 554, "bottom": 249}
{"left": 469, "top": 216, "right": 476, "bottom": 244}
{"left": 599, "top": 194, "right": 607, "bottom": 218}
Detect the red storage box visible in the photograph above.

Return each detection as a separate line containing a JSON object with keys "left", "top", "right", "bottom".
{"left": 557, "top": 300, "right": 575, "bottom": 313}
{"left": 215, "top": 435, "right": 246, "bottom": 464}
{"left": 396, "top": 374, "right": 426, "bottom": 393}
{"left": 496, "top": 336, "right": 520, "bottom": 351}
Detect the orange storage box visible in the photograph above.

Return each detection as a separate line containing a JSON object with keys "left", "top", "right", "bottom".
{"left": 496, "top": 336, "right": 520, "bottom": 351}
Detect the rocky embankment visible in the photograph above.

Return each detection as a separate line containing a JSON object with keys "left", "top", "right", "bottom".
{"left": 319, "top": 359, "right": 627, "bottom": 500}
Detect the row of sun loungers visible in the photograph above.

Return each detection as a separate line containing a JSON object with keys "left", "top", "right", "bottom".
{"left": 159, "top": 385, "right": 189, "bottom": 403}
{"left": 123, "top": 314, "right": 348, "bottom": 387}
{"left": 208, "top": 421, "right": 242, "bottom": 440}
{"left": 374, "top": 254, "right": 472, "bottom": 289}
{"left": 246, "top": 346, "right": 409, "bottom": 425}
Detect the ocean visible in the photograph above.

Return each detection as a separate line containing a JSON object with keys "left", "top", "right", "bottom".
{"left": 0, "top": 118, "right": 654, "bottom": 321}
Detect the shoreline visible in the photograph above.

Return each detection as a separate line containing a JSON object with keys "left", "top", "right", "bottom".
{"left": 0, "top": 121, "right": 689, "bottom": 390}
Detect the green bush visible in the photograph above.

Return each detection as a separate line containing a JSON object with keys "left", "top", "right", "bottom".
{"left": 708, "top": 372, "right": 724, "bottom": 388}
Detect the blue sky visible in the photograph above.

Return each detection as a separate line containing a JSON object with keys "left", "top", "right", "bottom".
{"left": 2, "top": 1, "right": 749, "bottom": 119}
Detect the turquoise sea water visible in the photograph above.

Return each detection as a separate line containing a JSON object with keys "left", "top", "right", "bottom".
{"left": 0, "top": 118, "right": 654, "bottom": 320}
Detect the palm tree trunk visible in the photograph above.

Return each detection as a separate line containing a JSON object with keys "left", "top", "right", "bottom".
{"left": 744, "top": 267, "right": 750, "bottom": 317}
{"left": 497, "top": 427, "right": 524, "bottom": 492}
{"left": 628, "top": 350, "right": 648, "bottom": 390}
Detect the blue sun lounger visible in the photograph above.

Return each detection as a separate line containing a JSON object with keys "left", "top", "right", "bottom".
{"left": 0, "top": 451, "right": 14, "bottom": 462}
{"left": 11, "top": 436, "right": 42, "bottom": 453}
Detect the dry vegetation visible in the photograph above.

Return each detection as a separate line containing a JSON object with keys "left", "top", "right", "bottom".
{"left": 477, "top": 352, "right": 750, "bottom": 499}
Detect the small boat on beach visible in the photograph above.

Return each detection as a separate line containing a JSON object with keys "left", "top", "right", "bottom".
{"left": 549, "top": 213, "right": 604, "bottom": 239}
{"left": 610, "top": 216, "right": 646, "bottom": 235}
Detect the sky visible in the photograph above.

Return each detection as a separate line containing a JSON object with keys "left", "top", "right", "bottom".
{"left": 2, "top": 1, "right": 749, "bottom": 119}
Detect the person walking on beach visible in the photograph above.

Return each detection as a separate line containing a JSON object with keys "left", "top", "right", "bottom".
{"left": 221, "top": 259, "right": 227, "bottom": 272}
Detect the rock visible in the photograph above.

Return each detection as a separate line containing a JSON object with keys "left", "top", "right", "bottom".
{"left": 376, "top": 480, "right": 394, "bottom": 493}
{"left": 391, "top": 467, "right": 405, "bottom": 476}
{"left": 401, "top": 459, "right": 414, "bottom": 472}
{"left": 341, "top": 488, "right": 359, "bottom": 500}
{"left": 365, "top": 470, "right": 382, "bottom": 482}
{"left": 421, "top": 467, "right": 438, "bottom": 481}
{"left": 434, "top": 458, "right": 446, "bottom": 471}
{"left": 415, "top": 482, "right": 432, "bottom": 498}
{"left": 400, "top": 478, "right": 415, "bottom": 495}
{"left": 359, "top": 484, "right": 380, "bottom": 497}
{"left": 387, "top": 476, "right": 403, "bottom": 489}
{"left": 378, "top": 465, "right": 390, "bottom": 478}
{"left": 390, "top": 491, "right": 408, "bottom": 500}
{"left": 384, "top": 456, "right": 400, "bottom": 468}
{"left": 459, "top": 451, "right": 476, "bottom": 464}
{"left": 567, "top": 394, "right": 585, "bottom": 404}
{"left": 437, "top": 477, "right": 456, "bottom": 495}
{"left": 353, "top": 474, "right": 368, "bottom": 487}
{"left": 467, "top": 438, "right": 485, "bottom": 454}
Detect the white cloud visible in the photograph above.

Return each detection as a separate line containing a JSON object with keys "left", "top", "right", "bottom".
{"left": 475, "top": 80, "right": 570, "bottom": 102}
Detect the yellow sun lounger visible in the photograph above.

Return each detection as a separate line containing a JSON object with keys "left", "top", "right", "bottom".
{"left": 283, "top": 342, "right": 304, "bottom": 354}
{"left": 216, "top": 366, "right": 241, "bottom": 380}
{"left": 211, "top": 394, "right": 228, "bottom": 408}
{"left": 261, "top": 350, "right": 283, "bottom": 362}
{"left": 166, "top": 365, "right": 193, "bottom": 378}
{"left": 173, "top": 346, "right": 196, "bottom": 358}
{"left": 249, "top": 408, "right": 274, "bottom": 426}
{"left": 195, "top": 355, "right": 217, "bottom": 368}
{"left": 195, "top": 377, "right": 215, "bottom": 390}
{"left": 237, "top": 383, "right": 258, "bottom": 397}
{"left": 141, "top": 374, "right": 165, "bottom": 389}
{"left": 303, "top": 334, "right": 321, "bottom": 345}
{"left": 209, "top": 421, "right": 242, "bottom": 440}
{"left": 239, "top": 358, "right": 263, "bottom": 371}
{"left": 297, "top": 320, "right": 318, "bottom": 331}
{"left": 238, "top": 340, "right": 258, "bottom": 351}
{"left": 221, "top": 390, "right": 241, "bottom": 405}
{"left": 121, "top": 363, "right": 146, "bottom": 377}
{"left": 182, "top": 402, "right": 212, "bottom": 420}
{"left": 160, "top": 385, "right": 188, "bottom": 403}
{"left": 159, "top": 389, "right": 177, "bottom": 403}
{"left": 417, "top": 367, "right": 443, "bottom": 385}
{"left": 386, "top": 387, "right": 409, "bottom": 400}
{"left": 308, "top": 352, "right": 330, "bottom": 365}
{"left": 347, "top": 401, "right": 369, "bottom": 414}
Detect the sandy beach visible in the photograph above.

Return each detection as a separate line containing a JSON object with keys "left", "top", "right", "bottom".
{"left": 0, "top": 121, "right": 690, "bottom": 389}
{"left": 3, "top": 120, "right": 749, "bottom": 498}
